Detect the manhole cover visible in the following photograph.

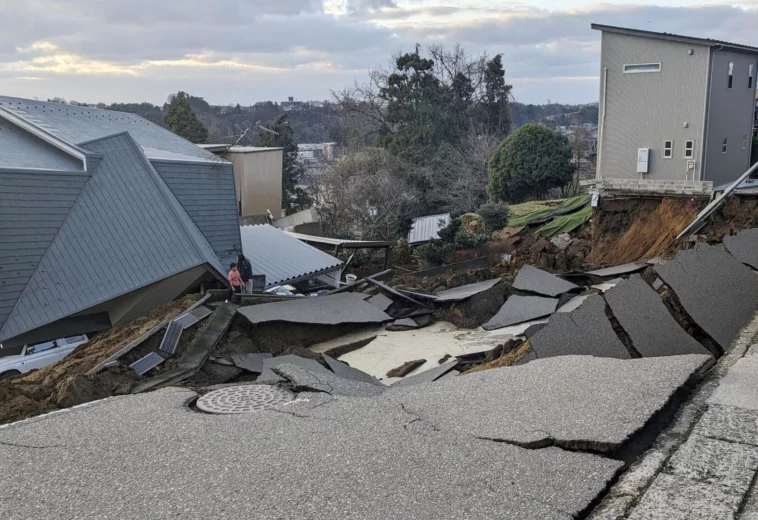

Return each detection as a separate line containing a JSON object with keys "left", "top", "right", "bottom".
{"left": 197, "top": 385, "right": 294, "bottom": 414}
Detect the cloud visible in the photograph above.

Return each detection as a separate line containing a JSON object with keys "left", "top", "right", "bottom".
{"left": 1, "top": 1, "right": 758, "bottom": 105}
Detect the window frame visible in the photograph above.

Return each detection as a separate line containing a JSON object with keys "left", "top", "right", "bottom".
{"left": 743, "top": 134, "right": 749, "bottom": 151}
{"left": 623, "top": 63, "right": 662, "bottom": 74}
{"left": 750, "top": 64, "right": 755, "bottom": 89}
{"left": 684, "top": 140, "right": 695, "bottom": 159}
{"left": 728, "top": 62, "right": 734, "bottom": 89}
{"left": 722, "top": 136, "right": 728, "bottom": 155}
{"left": 663, "top": 140, "right": 674, "bottom": 159}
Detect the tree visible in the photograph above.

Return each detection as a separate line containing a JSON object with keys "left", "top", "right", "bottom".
{"left": 258, "top": 114, "right": 311, "bottom": 213}
{"left": 163, "top": 91, "right": 208, "bottom": 143}
{"left": 482, "top": 54, "right": 511, "bottom": 137}
{"left": 487, "top": 124, "right": 575, "bottom": 203}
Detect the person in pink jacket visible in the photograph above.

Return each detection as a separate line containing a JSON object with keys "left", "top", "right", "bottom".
{"left": 228, "top": 263, "right": 242, "bottom": 293}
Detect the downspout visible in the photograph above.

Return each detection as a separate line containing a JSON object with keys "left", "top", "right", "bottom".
{"left": 597, "top": 67, "right": 608, "bottom": 179}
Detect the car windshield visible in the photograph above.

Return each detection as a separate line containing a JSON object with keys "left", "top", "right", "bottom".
{"left": 26, "top": 341, "right": 57, "bottom": 355}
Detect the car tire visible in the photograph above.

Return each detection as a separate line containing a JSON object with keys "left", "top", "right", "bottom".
{"left": 0, "top": 370, "right": 21, "bottom": 380}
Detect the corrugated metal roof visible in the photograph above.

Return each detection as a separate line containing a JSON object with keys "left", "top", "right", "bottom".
{"left": 0, "top": 132, "right": 223, "bottom": 342}
{"left": 239, "top": 224, "right": 342, "bottom": 287}
{"left": 408, "top": 214, "right": 451, "bottom": 244}
{"left": 285, "top": 231, "right": 393, "bottom": 248}
{"left": 0, "top": 96, "right": 217, "bottom": 162}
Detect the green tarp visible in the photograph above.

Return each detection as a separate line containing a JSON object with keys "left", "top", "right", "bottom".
{"left": 507, "top": 194, "right": 591, "bottom": 227}
{"left": 536, "top": 204, "right": 593, "bottom": 237}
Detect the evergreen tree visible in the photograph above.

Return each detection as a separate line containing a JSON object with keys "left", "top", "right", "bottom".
{"left": 258, "top": 114, "right": 311, "bottom": 213}
{"left": 163, "top": 91, "right": 208, "bottom": 143}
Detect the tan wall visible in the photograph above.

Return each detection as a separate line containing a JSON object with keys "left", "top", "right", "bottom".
{"left": 229, "top": 150, "right": 284, "bottom": 219}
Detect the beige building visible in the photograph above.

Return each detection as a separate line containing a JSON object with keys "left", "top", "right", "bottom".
{"left": 594, "top": 24, "right": 758, "bottom": 187}
{"left": 199, "top": 144, "right": 284, "bottom": 219}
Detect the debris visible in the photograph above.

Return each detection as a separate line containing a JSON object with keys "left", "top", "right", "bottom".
{"left": 483, "top": 295, "right": 559, "bottom": 331}
{"left": 389, "top": 361, "right": 458, "bottom": 388}
{"left": 309, "top": 327, "right": 383, "bottom": 358}
{"left": 550, "top": 233, "right": 573, "bottom": 250}
{"left": 173, "top": 306, "right": 213, "bottom": 329}
{"left": 723, "top": 228, "right": 758, "bottom": 270}
{"left": 322, "top": 355, "right": 382, "bottom": 386}
{"left": 508, "top": 194, "right": 591, "bottom": 227}
{"left": 128, "top": 352, "right": 167, "bottom": 376}
{"left": 466, "top": 341, "right": 535, "bottom": 373}
{"left": 230, "top": 353, "right": 273, "bottom": 373}
{"left": 385, "top": 318, "right": 419, "bottom": 332}
{"left": 585, "top": 263, "right": 645, "bottom": 278}
{"left": 655, "top": 244, "right": 758, "bottom": 350}
{"left": 274, "top": 363, "right": 385, "bottom": 397}
{"left": 389, "top": 354, "right": 711, "bottom": 455}
{"left": 530, "top": 294, "right": 631, "bottom": 360}
{"left": 512, "top": 265, "right": 579, "bottom": 297}
{"left": 237, "top": 292, "right": 392, "bottom": 326}
{"left": 263, "top": 354, "right": 333, "bottom": 377}
{"left": 401, "top": 257, "right": 490, "bottom": 279}
{"left": 408, "top": 213, "right": 451, "bottom": 245}
{"left": 366, "top": 293, "right": 394, "bottom": 311}
{"left": 386, "top": 359, "right": 426, "bottom": 378}
{"left": 605, "top": 276, "right": 712, "bottom": 358}
{"left": 433, "top": 279, "right": 502, "bottom": 302}
{"left": 157, "top": 321, "right": 183, "bottom": 356}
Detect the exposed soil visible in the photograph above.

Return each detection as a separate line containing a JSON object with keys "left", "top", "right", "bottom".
{"left": 0, "top": 294, "right": 199, "bottom": 425}
{"left": 701, "top": 196, "right": 758, "bottom": 241}
{"left": 464, "top": 341, "right": 533, "bottom": 374}
{"left": 386, "top": 359, "right": 426, "bottom": 378}
{"left": 587, "top": 198, "right": 703, "bottom": 265}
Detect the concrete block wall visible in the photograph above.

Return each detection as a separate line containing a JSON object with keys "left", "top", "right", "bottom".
{"left": 597, "top": 179, "right": 713, "bottom": 197}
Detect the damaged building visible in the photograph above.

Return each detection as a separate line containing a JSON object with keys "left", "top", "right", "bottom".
{"left": 0, "top": 96, "right": 240, "bottom": 353}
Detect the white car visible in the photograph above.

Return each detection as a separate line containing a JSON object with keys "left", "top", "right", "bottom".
{"left": 0, "top": 335, "right": 89, "bottom": 380}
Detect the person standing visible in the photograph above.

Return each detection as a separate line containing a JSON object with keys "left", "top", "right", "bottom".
{"left": 238, "top": 253, "right": 254, "bottom": 294}
{"left": 228, "top": 263, "right": 242, "bottom": 294}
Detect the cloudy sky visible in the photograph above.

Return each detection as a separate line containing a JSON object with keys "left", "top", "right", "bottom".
{"left": 1, "top": 1, "right": 757, "bottom": 106}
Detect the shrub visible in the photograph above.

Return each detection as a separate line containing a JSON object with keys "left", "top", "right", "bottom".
{"left": 476, "top": 202, "right": 510, "bottom": 233}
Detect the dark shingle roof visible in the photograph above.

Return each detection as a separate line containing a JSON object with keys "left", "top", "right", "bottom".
{"left": 0, "top": 132, "right": 224, "bottom": 342}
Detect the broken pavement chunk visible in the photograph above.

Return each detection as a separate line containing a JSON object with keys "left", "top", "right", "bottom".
{"left": 385, "top": 318, "right": 419, "bottom": 332}
{"left": 723, "top": 228, "right": 758, "bottom": 270}
{"left": 386, "top": 359, "right": 426, "bottom": 378}
{"left": 236, "top": 292, "right": 392, "bottom": 326}
{"left": 388, "top": 354, "right": 712, "bottom": 453}
{"left": 322, "top": 354, "right": 383, "bottom": 386}
{"left": 530, "top": 294, "right": 630, "bottom": 360}
{"left": 273, "top": 363, "right": 385, "bottom": 397}
{"left": 389, "top": 361, "right": 458, "bottom": 389}
{"left": 366, "top": 293, "right": 394, "bottom": 311}
{"left": 483, "top": 295, "right": 558, "bottom": 331}
{"left": 433, "top": 279, "right": 502, "bottom": 302}
{"left": 655, "top": 243, "right": 758, "bottom": 350}
{"left": 585, "top": 262, "right": 645, "bottom": 278}
{"left": 230, "top": 353, "right": 273, "bottom": 373}
{"left": 604, "top": 276, "right": 712, "bottom": 358}
{"left": 512, "top": 265, "right": 579, "bottom": 297}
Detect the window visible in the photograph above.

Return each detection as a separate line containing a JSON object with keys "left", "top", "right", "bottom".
{"left": 722, "top": 137, "right": 728, "bottom": 154}
{"left": 684, "top": 140, "right": 695, "bottom": 159}
{"left": 728, "top": 62, "right": 734, "bottom": 89}
{"left": 663, "top": 140, "right": 673, "bottom": 159}
{"left": 623, "top": 63, "right": 661, "bottom": 74}
{"left": 750, "top": 64, "right": 755, "bottom": 89}
{"left": 26, "top": 341, "right": 57, "bottom": 355}
{"left": 743, "top": 134, "right": 749, "bottom": 151}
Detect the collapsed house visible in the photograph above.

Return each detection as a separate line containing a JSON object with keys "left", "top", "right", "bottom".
{"left": 0, "top": 96, "right": 240, "bottom": 353}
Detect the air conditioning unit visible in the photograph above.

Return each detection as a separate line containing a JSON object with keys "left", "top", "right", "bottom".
{"left": 637, "top": 148, "right": 650, "bottom": 174}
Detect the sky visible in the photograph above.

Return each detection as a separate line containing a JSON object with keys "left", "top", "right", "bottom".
{"left": 1, "top": 1, "right": 757, "bottom": 106}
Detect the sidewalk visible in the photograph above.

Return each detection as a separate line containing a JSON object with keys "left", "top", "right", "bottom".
{"left": 591, "top": 318, "right": 758, "bottom": 519}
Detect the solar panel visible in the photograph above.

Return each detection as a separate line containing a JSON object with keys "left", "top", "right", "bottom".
{"left": 129, "top": 352, "right": 166, "bottom": 376}
{"left": 158, "top": 321, "right": 183, "bottom": 356}
{"left": 173, "top": 306, "right": 212, "bottom": 329}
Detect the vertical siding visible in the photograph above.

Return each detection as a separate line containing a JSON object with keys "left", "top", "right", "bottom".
{"left": 0, "top": 133, "right": 211, "bottom": 341}
{"left": 0, "top": 172, "right": 88, "bottom": 332}
{"left": 237, "top": 150, "right": 283, "bottom": 219}
{"left": 598, "top": 32, "right": 710, "bottom": 181}
{"left": 703, "top": 50, "right": 758, "bottom": 186}
{"left": 152, "top": 160, "right": 242, "bottom": 268}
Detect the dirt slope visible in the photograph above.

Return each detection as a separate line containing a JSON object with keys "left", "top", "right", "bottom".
{"left": 0, "top": 295, "right": 198, "bottom": 425}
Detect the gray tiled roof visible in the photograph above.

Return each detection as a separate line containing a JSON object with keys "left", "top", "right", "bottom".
{"left": 0, "top": 170, "right": 89, "bottom": 329}
{"left": 0, "top": 132, "right": 223, "bottom": 342}
{"left": 239, "top": 224, "right": 342, "bottom": 287}
{"left": 0, "top": 96, "right": 215, "bottom": 162}
{"left": 153, "top": 160, "right": 241, "bottom": 268}
{"left": 0, "top": 118, "right": 82, "bottom": 171}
